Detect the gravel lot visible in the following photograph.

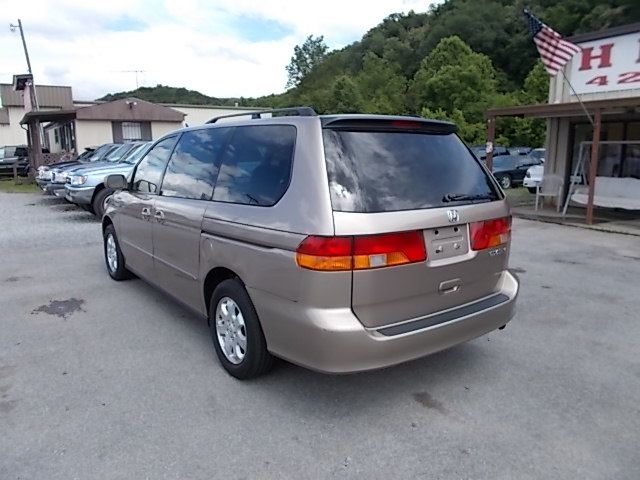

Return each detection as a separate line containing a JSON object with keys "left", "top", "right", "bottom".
{"left": 1, "top": 191, "right": 639, "bottom": 480}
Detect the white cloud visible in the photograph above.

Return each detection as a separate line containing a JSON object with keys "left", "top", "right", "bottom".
{"left": 0, "top": 0, "right": 437, "bottom": 100}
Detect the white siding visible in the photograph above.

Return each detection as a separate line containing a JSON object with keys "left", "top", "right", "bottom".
{"left": 151, "top": 121, "right": 182, "bottom": 139}
{"left": 549, "top": 32, "right": 640, "bottom": 104}
{"left": 45, "top": 128, "right": 60, "bottom": 153}
{"left": 546, "top": 29, "right": 640, "bottom": 187}
{"left": 75, "top": 120, "right": 113, "bottom": 151}
{"left": 0, "top": 107, "right": 29, "bottom": 146}
{"left": 170, "top": 106, "right": 263, "bottom": 126}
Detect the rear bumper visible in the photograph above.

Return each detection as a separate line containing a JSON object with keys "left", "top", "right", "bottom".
{"left": 523, "top": 177, "right": 541, "bottom": 188}
{"left": 251, "top": 270, "right": 519, "bottom": 374}
{"left": 64, "top": 185, "right": 94, "bottom": 204}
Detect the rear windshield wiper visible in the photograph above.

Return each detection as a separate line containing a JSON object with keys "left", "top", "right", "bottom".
{"left": 442, "top": 193, "right": 496, "bottom": 203}
{"left": 245, "top": 193, "right": 261, "bottom": 205}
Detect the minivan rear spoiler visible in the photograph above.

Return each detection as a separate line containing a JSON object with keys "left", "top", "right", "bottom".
{"left": 321, "top": 117, "right": 457, "bottom": 134}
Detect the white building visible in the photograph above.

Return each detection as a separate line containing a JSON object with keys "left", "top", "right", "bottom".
{"left": 486, "top": 22, "right": 640, "bottom": 222}
{"left": 1, "top": 83, "right": 265, "bottom": 153}
{"left": 0, "top": 84, "right": 73, "bottom": 146}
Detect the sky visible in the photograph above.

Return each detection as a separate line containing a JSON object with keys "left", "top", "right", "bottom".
{"left": 0, "top": 0, "right": 436, "bottom": 101}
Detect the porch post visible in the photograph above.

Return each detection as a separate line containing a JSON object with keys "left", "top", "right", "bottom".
{"left": 70, "top": 120, "right": 77, "bottom": 155}
{"left": 31, "top": 119, "right": 43, "bottom": 170}
{"left": 586, "top": 108, "right": 601, "bottom": 225}
{"left": 486, "top": 116, "right": 495, "bottom": 170}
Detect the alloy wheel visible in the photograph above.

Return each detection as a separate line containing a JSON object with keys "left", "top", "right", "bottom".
{"left": 106, "top": 234, "right": 118, "bottom": 272}
{"left": 215, "top": 297, "right": 247, "bottom": 364}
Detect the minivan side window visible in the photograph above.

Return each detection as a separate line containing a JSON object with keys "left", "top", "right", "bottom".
{"left": 160, "top": 128, "right": 232, "bottom": 200}
{"left": 132, "top": 136, "right": 178, "bottom": 194}
{"left": 212, "top": 125, "right": 296, "bottom": 206}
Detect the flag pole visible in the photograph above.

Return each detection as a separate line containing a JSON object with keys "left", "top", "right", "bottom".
{"left": 559, "top": 68, "right": 594, "bottom": 126}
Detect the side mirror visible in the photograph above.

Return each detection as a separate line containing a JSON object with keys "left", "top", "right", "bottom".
{"left": 105, "top": 174, "right": 128, "bottom": 190}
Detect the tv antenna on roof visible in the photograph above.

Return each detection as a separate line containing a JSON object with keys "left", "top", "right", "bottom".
{"left": 120, "top": 70, "right": 146, "bottom": 89}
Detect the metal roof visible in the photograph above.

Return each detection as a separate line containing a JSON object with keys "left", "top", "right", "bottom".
{"left": 486, "top": 96, "right": 640, "bottom": 119}
{"left": 0, "top": 84, "right": 73, "bottom": 108}
{"left": 75, "top": 97, "right": 184, "bottom": 122}
{"left": 567, "top": 22, "right": 640, "bottom": 43}
{"left": 20, "top": 109, "right": 77, "bottom": 125}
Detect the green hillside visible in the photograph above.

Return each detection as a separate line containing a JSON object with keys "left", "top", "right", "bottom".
{"left": 97, "top": 85, "right": 251, "bottom": 107}
{"left": 98, "top": 0, "right": 638, "bottom": 146}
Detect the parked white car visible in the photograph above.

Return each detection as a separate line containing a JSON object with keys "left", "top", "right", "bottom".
{"left": 523, "top": 164, "right": 543, "bottom": 193}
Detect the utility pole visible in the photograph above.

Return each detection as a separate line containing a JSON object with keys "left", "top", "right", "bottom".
{"left": 9, "top": 19, "right": 39, "bottom": 110}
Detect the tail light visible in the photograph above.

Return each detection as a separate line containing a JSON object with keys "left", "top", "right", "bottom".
{"left": 295, "top": 236, "right": 353, "bottom": 271}
{"left": 296, "top": 231, "right": 426, "bottom": 271}
{"left": 470, "top": 216, "right": 511, "bottom": 251}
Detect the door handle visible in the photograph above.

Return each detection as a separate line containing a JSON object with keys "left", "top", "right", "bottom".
{"left": 141, "top": 207, "right": 151, "bottom": 219}
{"left": 154, "top": 210, "right": 165, "bottom": 223}
{"left": 439, "top": 279, "right": 461, "bottom": 294}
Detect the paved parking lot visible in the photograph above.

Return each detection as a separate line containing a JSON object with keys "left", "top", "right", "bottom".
{"left": 1, "top": 191, "right": 639, "bottom": 480}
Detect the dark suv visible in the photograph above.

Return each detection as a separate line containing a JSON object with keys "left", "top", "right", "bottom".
{"left": 0, "top": 145, "right": 30, "bottom": 177}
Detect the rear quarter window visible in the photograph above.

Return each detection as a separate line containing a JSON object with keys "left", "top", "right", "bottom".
{"left": 323, "top": 129, "right": 499, "bottom": 213}
{"left": 212, "top": 125, "right": 296, "bottom": 207}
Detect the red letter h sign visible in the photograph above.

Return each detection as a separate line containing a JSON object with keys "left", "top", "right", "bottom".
{"left": 579, "top": 43, "right": 614, "bottom": 71}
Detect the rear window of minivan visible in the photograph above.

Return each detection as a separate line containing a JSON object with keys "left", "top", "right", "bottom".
{"left": 323, "top": 129, "right": 499, "bottom": 213}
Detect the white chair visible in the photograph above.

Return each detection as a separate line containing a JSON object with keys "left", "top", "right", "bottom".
{"left": 535, "top": 175, "right": 564, "bottom": 212}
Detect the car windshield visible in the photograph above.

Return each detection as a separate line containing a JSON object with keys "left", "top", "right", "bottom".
{"left": 323, "top": 129, "right": 499, "bottom": 212}
{"left": 0, "top": 147, "right": 15, "bottom": 158}
{"left": 122, "top": 143, "right": 151, "bottom": 164}
{"left": 530, "top": 149, "right": 545, "bottom": 162}
{"left": 470, "top": 147, "right": 486, "bottom": 159}
{"left": 85, "top": 144, "right": 114, "bottom": 162}
{"left": 105, "top": 144, "right": 132, "bottom": 162}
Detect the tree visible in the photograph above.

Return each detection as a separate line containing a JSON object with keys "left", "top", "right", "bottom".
{"left": 324, "top": 76, "right": 363, "bottom": 113}
{"left": 410, "top": 36, "right": 498, "bottom": 124}
{"left": 285, "top": 35, "right": 329, "bottom": 88}
{"left": 421, "top": 107, "right": 486, "bottom": 145}
{"left": 355, "top": 53, "right": 407, "bottom": 114}
{"left": 521, "top": 61, "right": 549, "bottom": 104}
{"left": 497, "top": 61, "right": 549, "bottom": 147}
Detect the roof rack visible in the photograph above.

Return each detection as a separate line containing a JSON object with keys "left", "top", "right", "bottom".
{"left": 206, "top": 106, "right": 317, "bottom": 124}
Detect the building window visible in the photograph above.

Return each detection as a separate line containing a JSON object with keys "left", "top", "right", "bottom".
{"left": 54, "top": 129, "right": 59, "bottom": 144}
{"left": 122, "top": 122, "right": 142, "bottom": 141}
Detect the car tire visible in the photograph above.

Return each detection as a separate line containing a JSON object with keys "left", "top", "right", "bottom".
{"left": 209, "top": 279, "right": 273, "bottom": 379}
{"left": 93, "top": 188, "right": 113, "bottom": 218}
{"left": 498, "top": 174, "right": 512, "bottom": 189}
{"left": 103, "top": 224, "right": 132, "bottom": 281}
{"left": 527, "top": 187, "right": 537, "bottom": 194}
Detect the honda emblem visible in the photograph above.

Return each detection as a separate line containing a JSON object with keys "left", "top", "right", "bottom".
{"left": 447, "top": 209, "right": 460, "bottom": 223}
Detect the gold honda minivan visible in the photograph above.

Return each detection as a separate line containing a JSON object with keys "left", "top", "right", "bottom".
{"left": 102, "top": 108, "right": 519, "bottom": 379}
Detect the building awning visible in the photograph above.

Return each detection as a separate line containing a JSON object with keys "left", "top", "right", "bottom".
{"left": 20, "top": 109, "right": 77, "bottom": 125}
{"left": 486, "top": 96, "right": 640, "bottom": 119}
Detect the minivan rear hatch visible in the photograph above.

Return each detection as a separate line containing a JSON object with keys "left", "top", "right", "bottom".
{"left": 321, "top": 117, "right": 511, "bottom": 329}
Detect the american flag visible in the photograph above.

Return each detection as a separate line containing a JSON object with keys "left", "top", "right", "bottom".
{"left": 524, "top": 9, "right": 581, "bottom": 76}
